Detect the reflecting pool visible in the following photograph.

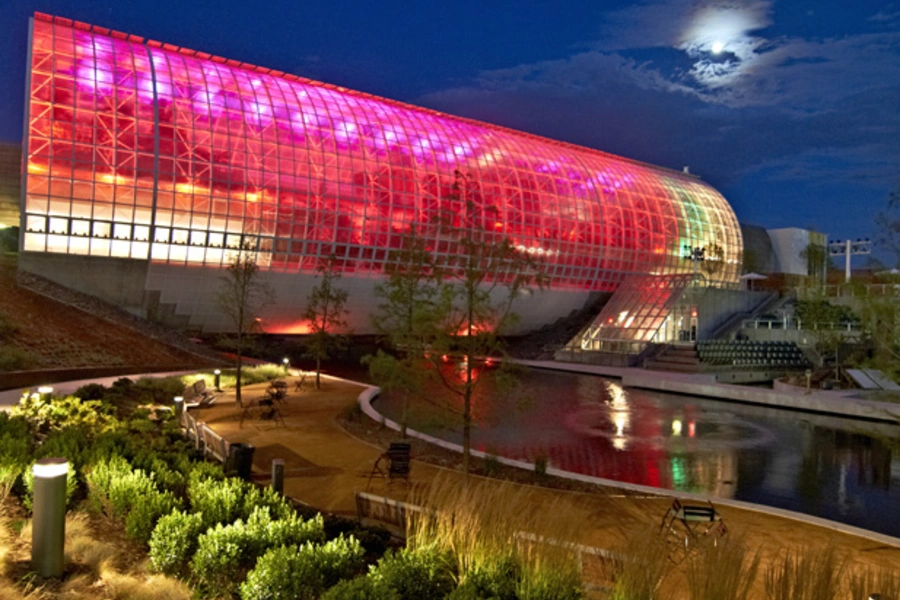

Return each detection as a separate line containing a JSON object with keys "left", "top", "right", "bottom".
{"left": 373, "top": 367, "right": 900, "bottom": 537}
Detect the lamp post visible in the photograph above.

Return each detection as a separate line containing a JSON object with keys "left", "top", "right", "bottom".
{"left": 828, "top": 238, "right": 871, "bottom": 283}
{"left": 173, "top": 396, "right": 184, "bottom": 421}
{"left": 32, "top": 457, "right": 68, "bottom": 578}
{"left": 682, "top": 245, "right": 706, "bottom": 279}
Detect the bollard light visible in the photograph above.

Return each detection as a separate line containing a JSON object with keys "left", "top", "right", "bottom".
{"left": 37, "top": 386, "right": 53, "bottom": 402}
{"left": 173, "top": 396, "right": 184, "bottom": 420}
{"left": 32, "top": 457, "right": 68, "bottom": 578}
{"left": 213, "top": 369, "right": 221, "bottom": 391}
{"left": 271, "top": 458, "right": 285, "bottom": 495}
{"left": 282, "top": 357, "right": 290, "bottom": 374}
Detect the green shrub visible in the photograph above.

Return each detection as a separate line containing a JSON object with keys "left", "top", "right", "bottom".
{"left": 533, "top": 454, "right": 548, "bottom": 479}
{"left": 21, "top": 461, "right": 78, "bottom": 511}
{"left": 368, "top": 546, "right": 456, "bottom": 600}
{"left": 0, "top": 346, "right": 36, "bottom": 372}
{"left": 312, "top": 535, "right": 366, "bottom": 588}
{"left": 189, "top": 459, "right": 226, "bottom": 482}
{"left": 0, "top": 311, "right": 19, "bottom": 339}
{"left": 0, "top": 226, "right": 19, "bottom": 253}
{"left": 242, "top": 483, "right": 294, "bottom": 521}
{"left": 125, "top": 487, "right": 182, "bottom": 544}
{"left": 85, "top": 454, "right": 134, "bottom": 515}
{"left": 191, "top": 521, "right": 245, "bottom": 596}
{"left": 37, "top": 427, "right": 91, "bottom": 470}
{"left": 188, "top": 474, "right": 248, "bottom": 528}
{"left": 320, "top": 577, "right": 400, "bottom": 600}
{"left": 0, "top": 414, "right": 32, "bottom": 500}
{"left": 239, "top": 536, "right": 365, "bottom": 600}
{"left": 73, "top": 382, "right": 107, "bottom": 401}
{"left": 149, "top": 510, "right": 205, "bottom": 577}
{"left": 456, "top": 554, "right": 521, "bottom": 600}
{"left": 191, "top": 508, "right": 326, "bottom": 597}
{"left": 516, "top": 569, "right": 583, "bottom": 600}
{"left": 132, "top": 452, "right": 187, "bottom": 496}
{"left": 13, "top": 393, "right": 114, "bottom": 437}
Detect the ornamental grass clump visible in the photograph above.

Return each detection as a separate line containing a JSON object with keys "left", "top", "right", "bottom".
{"left": 685, "top": 534, "right": 760, "bottom": 600}
{"left": 407, "top": 475, "right": 585, "bottom": 599}
{"left": 607, "top": 525, "right": 671, "bottom": 600}
{"left": 764, "top": 545, "right": 847, "bottom": 600}
{"left": 849, "top": 565, "right": 900, "bottom": 599}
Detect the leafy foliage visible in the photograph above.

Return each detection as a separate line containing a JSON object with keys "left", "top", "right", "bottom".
{"left": 217, "top": 245, "right": 276, "bottom": 405}
{"left": 303, "top": 255, "right": 350, "bottom": 389}
{"left": 191, "top": 507, "right": 326, "bottom": 597}
{"left": 368, "top": 546, "right": 456, "bottom": 600}
{"left": 0, "top": 413, "right": 32, "bottom": 501}
{"left": 149, "top": 510, "right": 206, "bottom": 577}
{"left": 240, "top": 535, "right": 365, "bottom": 600}
{"left": 13, "top": 392, "right": 114, "bottom": 438}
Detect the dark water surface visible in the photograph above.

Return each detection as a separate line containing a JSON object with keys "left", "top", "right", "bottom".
{"left": 373, "top": 367, "right": 900, "bottom": 537}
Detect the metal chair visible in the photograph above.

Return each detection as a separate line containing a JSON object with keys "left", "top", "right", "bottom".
{"left": 367, "top": 442, "right": 412, "bottom": 490}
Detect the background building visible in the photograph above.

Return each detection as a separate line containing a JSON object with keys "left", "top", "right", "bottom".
{"left": 18, "top": 13, "right": 743, "bottom": 334}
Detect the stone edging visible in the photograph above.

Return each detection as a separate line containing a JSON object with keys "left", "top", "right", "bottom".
{"left": 357, "top": 385, "right": 900, "bottom": 548}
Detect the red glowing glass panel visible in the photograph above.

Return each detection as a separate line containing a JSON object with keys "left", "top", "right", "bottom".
{"left": 22, "top": 13, "right": 742, "bottom": 291}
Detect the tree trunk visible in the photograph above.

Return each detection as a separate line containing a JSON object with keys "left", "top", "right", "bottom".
{"left": 316, "top": 356, "right": 322, "bottom": 389}
{"left": 235, "top": 330, "right": 243, "bottom": 406}
{"left": 463, "top": 386, "right": 471, "bottom": 477}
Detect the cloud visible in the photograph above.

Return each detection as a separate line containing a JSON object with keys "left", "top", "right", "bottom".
{"left": 418, "top": 2, "right": 900, "bottom": 205}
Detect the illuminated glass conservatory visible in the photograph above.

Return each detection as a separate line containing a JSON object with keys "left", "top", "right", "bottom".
{"left": 20, "top": 13, "right": 742, "bottom": 335}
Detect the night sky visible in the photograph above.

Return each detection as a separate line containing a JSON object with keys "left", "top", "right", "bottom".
{"left": 1, "top": 0, "right": 897, "bottom": 265}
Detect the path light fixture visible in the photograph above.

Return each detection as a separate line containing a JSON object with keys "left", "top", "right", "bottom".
{"left": 282, "top": 357, "right": 290, "bottom": 374}
{"left": 214, "top": 369, "right": 221, "bottom": 391}
{"left": 37, "top": 386, "right": 53, "bottom": 402}
{"left": 173, "top": 396, "right": 184, "bottom": 420}
{"left": 32, "top": 457, "right": 68, "bottom": 578}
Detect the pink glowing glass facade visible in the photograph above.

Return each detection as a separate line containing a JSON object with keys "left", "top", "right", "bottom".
{"left": 22, "top": 13, "right": 741, "bottom": 296}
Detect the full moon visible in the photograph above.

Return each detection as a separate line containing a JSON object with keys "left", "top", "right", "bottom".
{"left": 711, "top": 41, "right": 725, "bottom": 54}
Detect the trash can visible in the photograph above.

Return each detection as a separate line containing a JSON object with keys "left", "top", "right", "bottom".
{"left": 227, "top": 443, "right": 255, "bottom": 480}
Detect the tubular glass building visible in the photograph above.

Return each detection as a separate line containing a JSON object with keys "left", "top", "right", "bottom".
{"left": 20, "top": 13, "right": 742, "bottom": 335}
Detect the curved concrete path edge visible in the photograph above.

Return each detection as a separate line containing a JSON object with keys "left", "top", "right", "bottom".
{"left": 357, "top": 385, "right": 900, "bottom": 549}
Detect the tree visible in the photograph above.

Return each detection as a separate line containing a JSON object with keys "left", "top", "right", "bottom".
{"left": 700, "top": 242, "right": 724, "bottom": 278}
{"left": 427, "top": 171, "right": 545, "bottom": 475}
{"left": 365, "top": 226, "right": 442, "bottom": 437}
{"left": 875, "top": 187, "right": 900, "bottom": 268}
{"left": 216, "top": 246, "right": 275, "bottom": 406}
{"left": 303, "top": 255, "right": 350, "bottom": 389}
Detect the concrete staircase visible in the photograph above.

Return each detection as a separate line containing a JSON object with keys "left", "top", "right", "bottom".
{"left": 645, "top": 345, "right": 702, "bottom": 373}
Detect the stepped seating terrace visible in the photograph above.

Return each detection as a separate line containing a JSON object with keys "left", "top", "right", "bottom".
{"left": 697, "top": 339, "right": 810, "bottom": 370}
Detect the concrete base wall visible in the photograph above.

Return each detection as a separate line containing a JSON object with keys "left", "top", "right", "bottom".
{"left": 19, "top": 252, "right": 596, "bottom": 335}
{"left": 18, "top": 252, "right": 150, "bottom": 316}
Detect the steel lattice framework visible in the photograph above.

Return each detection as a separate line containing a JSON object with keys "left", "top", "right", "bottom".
{"left": 20, "top": 14, "right": 742, "bottom": 333}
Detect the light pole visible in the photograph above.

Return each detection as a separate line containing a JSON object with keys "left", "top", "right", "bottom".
{"left": 682, "top": 245, "right": 706, "bottom": 279}
{"left": 828, "top": 238, "right": 871, "bottom": 283}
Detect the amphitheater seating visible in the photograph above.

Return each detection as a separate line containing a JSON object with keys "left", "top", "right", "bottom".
{"left": 696, "top": 339, "right": 811, "bottom": 370}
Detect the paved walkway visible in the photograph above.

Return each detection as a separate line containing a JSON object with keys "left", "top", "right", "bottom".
{"left": 193, "top": 372, "right": 900, "bottom": 594}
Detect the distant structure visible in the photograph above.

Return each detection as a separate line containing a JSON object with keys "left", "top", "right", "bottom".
{"left": 18, "top": 13, "right": 743, "bottom": 335}
{"left": 0, "top": 143, "right": 21, "bottom": 228}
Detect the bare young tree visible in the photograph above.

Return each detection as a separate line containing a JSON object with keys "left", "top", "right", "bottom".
{"left": 216, "top": 245, "right": 275, "bottom": 406}
{"left": 365, "top": 226, "right": 441, "bottom": 437}
{"left": 303, "top": 255, "right": 350, "bottom": 389}
{"left": 427, "top": 171, "right": 546, "bottom": 475}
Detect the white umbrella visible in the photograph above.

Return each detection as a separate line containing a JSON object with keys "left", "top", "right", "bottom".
{"left": 740, "top": 272, "right": 767, "bottom": 290}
